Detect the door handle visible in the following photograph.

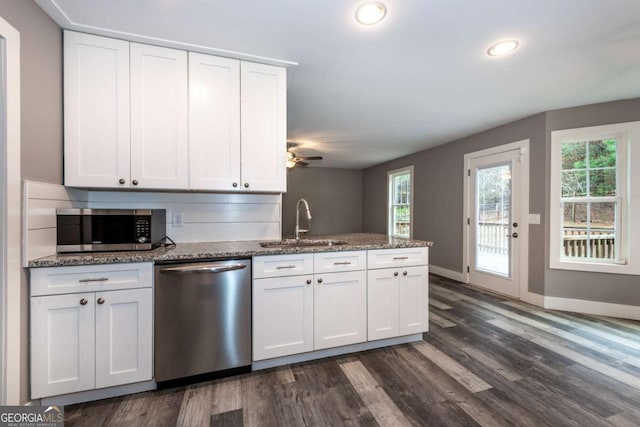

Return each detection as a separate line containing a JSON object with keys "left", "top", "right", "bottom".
{"left": 160, "top": 263, "right": 247, "bottom": 274}
{"left": 507, "top": 232, "right": 519, "bottom": 238}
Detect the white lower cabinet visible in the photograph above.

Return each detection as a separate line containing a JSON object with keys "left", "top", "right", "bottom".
{"left": 314, "top": 271, "right": 367, "bottom": 350}
{"left": 253, "top": 252, "right": 368, "bottom": 361}
{"left": 30, "top": 264, "right": 153, "bottom": 399}
{"left": 253, "top": 249, "right": 428, "bottom": 361}
{"left": 368, "top": 265, "right": 429, "bottom": 341}
{"left": 252, "top": 275, "right": 314, "bottom": 361}
{"left": 95, "top": 288, "right": 153, "bottom": 389}
{"left": 31, "top": 293, "right": 96, "bottom": 398}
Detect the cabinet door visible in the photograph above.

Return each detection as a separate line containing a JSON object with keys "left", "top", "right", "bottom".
{"left": 253, "top": 275, "right": 313, "bottom": 361}
{"left": 95, "top": 288, "right": 153, "bottom": 388}
{"left": 130, "top": 43, "right": 188, "bottom": 189}
{"left": 398, "top": 266, "right": 429, "bottom": 335}
{"left": 367, "top": 269, "right": 399, "bottom": 341}
{"left": 240, "top": 62, "right": 287, "bottom": 192}
{"left": 64, "top": 31, "right": 130, "bottom": 188}
{"left": 314, "top": 271, "right": 367, "bottom": 350}
{"left": 31, "top": 293, "right": 95, "bottom": 398}
{"left": 189, "top": 53, "right": 241, "bottom": 190}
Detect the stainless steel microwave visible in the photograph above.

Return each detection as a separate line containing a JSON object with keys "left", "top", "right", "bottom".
{"left": 56, "top": 208, "right": 167, "bottom": 253}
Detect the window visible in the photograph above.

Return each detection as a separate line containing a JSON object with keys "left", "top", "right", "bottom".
{"left": 388, "top": 166, "right": 413, "bottom": 238}
{"left": 550, "top": 121, "right": 640, "bottom": 275}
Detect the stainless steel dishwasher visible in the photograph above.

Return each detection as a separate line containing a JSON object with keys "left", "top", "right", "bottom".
{"left": 154, "top": 259, "right": 251, "bottom": 384}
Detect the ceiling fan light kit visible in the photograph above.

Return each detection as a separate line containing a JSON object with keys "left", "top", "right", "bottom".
{"left": 286, "top": 142, "right": 323, "bottom": 168}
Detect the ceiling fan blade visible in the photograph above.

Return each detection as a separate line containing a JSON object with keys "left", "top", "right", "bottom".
{"left": 296, "top": 156, "right": 323, "bottom": 161}
{"left": 296, "top": 160, "right": 309, "bottom": 167}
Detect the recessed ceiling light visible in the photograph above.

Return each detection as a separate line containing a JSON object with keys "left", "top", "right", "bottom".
{"left": 487, "top": 40, "right": 520, "bottom": 57}
{"left": 355, "top": 2, "right": 387, "bottom": 25}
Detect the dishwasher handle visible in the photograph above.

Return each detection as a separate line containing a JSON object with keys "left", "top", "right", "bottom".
{"left": 159, "top": 263, "right": 247, "bottom": 275}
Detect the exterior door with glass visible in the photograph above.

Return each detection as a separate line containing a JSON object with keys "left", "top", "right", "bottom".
{"left": 468, "top": 149, "right": 522, "bottom": 298}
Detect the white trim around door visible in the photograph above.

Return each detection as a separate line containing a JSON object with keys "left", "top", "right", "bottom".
{"left": 0, "top": 15, "right": 21, "bottom": 405}
{"left": 462, "top": 140, "right": 530, "bottom": 301}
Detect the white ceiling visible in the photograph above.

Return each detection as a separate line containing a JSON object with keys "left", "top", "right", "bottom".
{"left": 38, "top": 0, "right": 640, "bottom": 169}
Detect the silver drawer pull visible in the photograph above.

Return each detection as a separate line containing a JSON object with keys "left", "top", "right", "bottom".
{"left": 334, "top": 261, "right": 352, "bottom": 265}
{"left": 393, "top": 256, "right": 409, "bottom": 260}
{"left": 276, "top": 265, "right": 297, "bottom": 270}
{"left": 78, "top": 277, "right": 109, "bottom": 283}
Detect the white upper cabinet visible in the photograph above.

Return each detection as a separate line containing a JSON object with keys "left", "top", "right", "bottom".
{"left": 130, "top": 43, "right": 189, "bottom": 189}
{"left": 63, "top": 31, "right": 286, "bottom": 192}
{"left": 240, "top": 62, "right": 287, "bottom": 192}
{"left": 188, "top": 53, "right": 241, "bottom": 190}
{"left": 64, "top": 31, "right": 131, "bottom": 188}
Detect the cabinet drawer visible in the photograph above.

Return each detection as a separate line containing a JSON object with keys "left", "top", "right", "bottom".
{"left": 253, "top": 254, "right": 314, "bottom": 279}
{"left": 314, "top": 251, "right": 366, "bottom": 273}
{"left": 367, "top": 247, "right": 428, "bottom": 269}
{"left": 30, "top": 263, "right": 153, "bottom": 296}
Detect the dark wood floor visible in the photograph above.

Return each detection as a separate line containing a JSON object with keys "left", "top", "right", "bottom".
{"left": 65, "top": 274, "right": 640, "bottom": 426}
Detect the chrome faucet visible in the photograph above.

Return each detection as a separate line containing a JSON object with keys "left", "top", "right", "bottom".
{"left": 295, "top": 198, "right": 312, "bottom": 240}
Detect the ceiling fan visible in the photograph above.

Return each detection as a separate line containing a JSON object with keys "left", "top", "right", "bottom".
{"left": 286, "top": 142, "right": 323, "bottom": 168}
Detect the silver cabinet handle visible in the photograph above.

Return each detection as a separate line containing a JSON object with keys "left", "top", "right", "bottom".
{"left": 317, "top": 278, "right": 323, "bottom": 284}
{"left": 232, "top": 182, "right": 238, "bottom": 188}
{"left": 97, "top": 297, "right": 105, "bottom": 305}
{"left": 333, "top": 261, "right": 352, "bottom": 265}
{"left": 403, "top": 271, "right": 408, "bottom": 276}
{"left": 244, "top": 183, "right": 250, "bottom": 188}
{"left": 276, "top": 265, "right": 296, "bottom": 270}
{"left": 160, "top": 263, "right": 247, "bottom": 275}
{"left": 119, "top": 178, "right": 126, "bottom": 184}
{"left": 132, "top": 179, "right": 139, "bottom": 186}
{"left": 79, "top": 277, "right": 109, "bottom": 283}
{"left": 393, "top": 272, "right": 399, "bottom": 277}
{"left": 79, "top": 298, "right": 88, "bottom": 306}
{"left": 393, "top": 256, "right": 409, "bottom": 260}
{"left": 306, "top": 279, "right": 312, "bottom": 285}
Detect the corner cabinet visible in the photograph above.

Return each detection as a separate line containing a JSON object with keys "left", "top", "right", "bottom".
{"left": 30, "top": 263, "right": 153, "bottom": 399}
{"left": 188, "top": 54, "right": 287, "bottom": 192}
{"left": 64, "top": 30, "right": 286, "bottom": 192}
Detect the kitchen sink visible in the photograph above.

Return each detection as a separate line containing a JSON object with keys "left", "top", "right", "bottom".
{"left": 260, "top": 239, "right": 349, "bottom": 249}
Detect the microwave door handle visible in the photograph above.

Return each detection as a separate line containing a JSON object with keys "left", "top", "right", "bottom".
{"left": 159, "top": 263, "right": 247, "bottom": 275}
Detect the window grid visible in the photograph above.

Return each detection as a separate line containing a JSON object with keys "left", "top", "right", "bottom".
{"left": 560, "top": 138, "right": 619, "bottom": 262}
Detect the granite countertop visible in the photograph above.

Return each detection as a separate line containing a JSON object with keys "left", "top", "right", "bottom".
{"left": 28, "top": 233, "right": 433, "bottom": 268}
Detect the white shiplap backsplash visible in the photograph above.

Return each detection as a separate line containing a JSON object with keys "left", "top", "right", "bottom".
{"left": 24, "top": 181, "right": 88, "bottom": 265}
{"left": 24, "top": 181, "right": 283, "bottom": 265}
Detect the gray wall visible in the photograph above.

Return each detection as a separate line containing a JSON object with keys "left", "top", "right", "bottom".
{"left": 1, "top": 0, "right": 63, "bottom": 184}
{"left": 363, "top": 97, "right": 640, "bottom": 305}
{"left": 363, "top": 114, "right": 546, "bottom": 295}
{"left": 283, "top": 167, "right": 363, "bottom": 237}
{"left": 543, "top": 98, "right": 640, "bottom": 305}
{"left": 1, "top": 0, "right": 62, "bottom": 404}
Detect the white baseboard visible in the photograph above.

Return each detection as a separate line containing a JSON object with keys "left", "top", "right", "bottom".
{"left": 544, "top": 296, "right": 640, "bottom": 320}
{"left": 521, "top": 291, "right": 544, "bottom": 307}
{"left": 429, "top": 265, "right": 465, "bottom": 283}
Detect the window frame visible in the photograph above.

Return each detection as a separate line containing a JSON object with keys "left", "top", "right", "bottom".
{"left": 387, "top": 166, "right": 414, "bottom": 239}
{"left": 550, "top": 121, "right": 640, "bottom": 275}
